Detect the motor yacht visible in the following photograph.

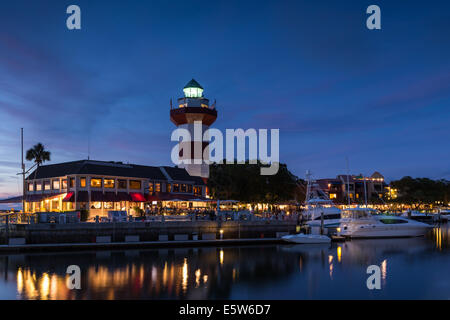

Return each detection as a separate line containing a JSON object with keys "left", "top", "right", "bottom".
{"left": 338, "top": 207, "right": 432, "bottom": 238}
{"left": 401, "top": 210, "right": 434, "bottom": 222}
{"left": 281, "top": 233, "right": 331, "bottom": 244}
{"left": 439, "top": 209, "right": 450, "bottom": 222}
{"left": 304, "top": 198, "right": 342, "bottom": 229}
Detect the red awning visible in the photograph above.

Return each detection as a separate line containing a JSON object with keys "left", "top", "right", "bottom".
{"left": 77, "top": 191, "right": 89, "bottom": 202}
{"left": 91, "top": 191, "right": 104, "bottom": 202}
{"left": 103, "top": 192, "right": 117, "bottom": 202}
{"left": 117, "top": 192, "right": 131, "bottom": 201}
{"left": 62, "top": 192, "right": 74, "bottom": 202}
{"left": 130, "top": 193, "right": 146, "bottom": 202}
{"left": 25, "top": 193, "right": 64, "bottom": 202}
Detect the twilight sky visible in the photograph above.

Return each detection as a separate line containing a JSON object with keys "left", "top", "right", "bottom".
{"left": 0, "top": 0, "right": 449, "bottom": 198}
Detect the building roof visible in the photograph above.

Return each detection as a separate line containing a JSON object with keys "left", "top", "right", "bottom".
{"left": 26, "top": 160, "right": 205, "bottom": 185}
{"left": 161, "top": 166, "right": 205, "bottom": 185}
{"left": 184, "top": 79, "right": 203, "bottom": 89}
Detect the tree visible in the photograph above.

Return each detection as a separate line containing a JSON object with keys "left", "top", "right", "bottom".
{"left": 389, "top": 176, "right": 450, "bottom": 207}
{"left": 26, "top": 143, "right": 51, "bottom": 167}
{"left": 207, "top": 161, "right": 301, "bottom": 206}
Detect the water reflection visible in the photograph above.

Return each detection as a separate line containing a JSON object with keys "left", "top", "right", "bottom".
{"left": 0, "top": 224, "right": 449, "bottom": 300}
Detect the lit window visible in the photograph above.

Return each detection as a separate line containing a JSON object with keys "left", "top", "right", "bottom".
{"left": 28, "top": 183, "right": 34, "bottom": 192}
{"left": 181, "top": 184, "right": 187, "bottom": 192}
{"left": 188, "top": 185, "right": 193, "bottom": 193}
{"left": 104, "top": 179, "right": 115, "bottom": 188}
{"left": 118, "top": 180, "right": 127, "bottom": 189}
{"left": 62, "top": 179, "right": 67, "bottom": 189}
{"left": 80, "top": 178, "right": 86, "bottom": 188}
{"left": 183, "top": 87, "right": 203, "bottom": 98}
{"left": 35, "top": 183, "right": 42, "bottom": 191}
{"left": 130, "top": 180, "right": 141, "bottom": 190}
{"left": 44, "top": 181, "right": 51, "bottom": 191}
{"left": 91, "top": 178, "right": 102, "bottom": 188}
{"left": 148, "top": 183, "right": 154, "bottom": 192}
{"left": 173, "top": 184, "right": 180, "bottom": 192}
{"left": 69, "top": 178, "right": 75, "bottom": 188}
{"left": 155, "top": 183, "right": 161, "bottom": 192}
{"left": 329, "top": 193, "right": 337, "bottom": 199}
{"left": 167, "top": 184, "right": 172, "bottom": 193}
{"left": 52, "top": 180, "right": 60, "bottom": 190}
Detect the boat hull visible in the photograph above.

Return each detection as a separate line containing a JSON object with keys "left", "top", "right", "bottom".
{"left": 339, "top": 225, "right": 431, "bottom": 238}
{"left": 282, "top": 234, "right": 331, "bottom": 244}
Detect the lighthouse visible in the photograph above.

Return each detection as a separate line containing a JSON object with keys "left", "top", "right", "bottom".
{"left": 170, "top": 79, "right": 218, "bottom": 178}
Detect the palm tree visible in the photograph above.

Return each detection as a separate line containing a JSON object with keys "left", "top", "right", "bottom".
{"left": 26, "top": 143, "right": 51, "bottom": 167}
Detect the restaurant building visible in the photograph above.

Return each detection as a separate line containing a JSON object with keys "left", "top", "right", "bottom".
{"left": 24, "top": 160, "right": 207, "bottom": 218}
{"left": 316, "top": 171, "right": 387, "bottom": 204}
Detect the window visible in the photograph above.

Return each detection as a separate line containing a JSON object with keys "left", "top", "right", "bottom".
{"left": 148, "top": 183, "right": 154, "bottom": 192}
{"left": 187, "top": 185, "right": 193, "bottom": 193}
{"left": 44, "top": 180, "right": 51, "bottom": 191}
{"left": 104, "top": 202, "right": 113, "bottom": 209}
{"left": 130, "top": 180, "right": 141, "bottom": 190}
{"left": 35, "top": 182, "right": 42, "bottom": 191}
{"left": 62, "top": 179, "right": 67, "bottom": 189}
{"left": 28, "top": 183, "right": 34, "bottom": 192}
{"left": 379, "top": 219, "right": 408, "bottom": 224}
{"left": 329, "top": 193, "right": 337, "bottom": 199}
{"left": 155, "top": 183, "right": 161, "bottom": 192}
{"left": 118, "top": 180, "right": 127, "bottom": 189}
{"left": 80, "top": 177, "right": 86, "bottom": 188}
{"left": 52, "top": 180, "right": 60, "bottom": 190}
{"left": 167, "top": 184, "right": 171, "bottom": 193}
{"left": 69, "top": 178, "right": 75, "bottom": 188}
{"left": 91, "top": 178, "right": 102, "bottom": 188}
{"left": 314, "top": 214, "right": 341, "bottom": 220}
{"left": 181, "top": 184, "right": 187, "bottom": 193}
{"left": 173, "top": 183, "right": 180, "bottom": 192}
{"left": 194, "top": 186, "right": 202, "bottom": 195}
{"left": 104, "top": 179, "right": 115, "bottom": 188}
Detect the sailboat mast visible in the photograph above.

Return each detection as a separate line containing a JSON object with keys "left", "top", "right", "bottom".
{"left": 21, "top": 128, "right": 25, "bottom": 213}
{"left": 346, "top": 157, "right": 350, "bottom": 206}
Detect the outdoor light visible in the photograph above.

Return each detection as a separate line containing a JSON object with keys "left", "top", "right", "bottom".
{"left": 219, "top": 229, "right": 224, "bottom": 239}
{"left": 183, "top": 87, "right": 203, "bottom": 98}
{"left": 183, "top": 79, "right": 204, "bottom": 98}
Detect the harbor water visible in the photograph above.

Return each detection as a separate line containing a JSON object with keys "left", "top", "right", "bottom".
{"left": 0, "top": 224, "right": 449, "bottom": 300}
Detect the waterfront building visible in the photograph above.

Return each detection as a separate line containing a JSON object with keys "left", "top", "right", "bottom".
{"left": 316, "top": 171, "right": 387, "bottom": 204}
{"left": 23, "top": 160, "right": 207, "bottom": 218}
{"left": 170, "top": 79, "right": 217, "bottom": 178}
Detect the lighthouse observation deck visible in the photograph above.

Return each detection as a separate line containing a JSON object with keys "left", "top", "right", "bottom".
{"left": 170, "top": 79, "right": 217, "bottom": 126}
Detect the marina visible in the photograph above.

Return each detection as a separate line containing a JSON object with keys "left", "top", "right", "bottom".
{"left": 0, "top": 223, "right": 448, "bottom": 300}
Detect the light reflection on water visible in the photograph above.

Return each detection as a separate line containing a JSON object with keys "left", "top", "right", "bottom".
{"left": 0, "top": 224, "right": 450, "bottom": 300}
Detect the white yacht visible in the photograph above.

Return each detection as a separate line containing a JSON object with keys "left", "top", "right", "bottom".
{"left": 305, "top": 198, "right": 342, "bottom": 229}
{"left": 302, "top": 171, "right": 342, "bottom": 231}
{"left": 338, "top": 207, "right": 432, "bottom": 238}
{"left": 282, "top": 233, "right": 331, "bottom": 244}
{"left": 401, "top": 210, "right": 434, "bottom": 222}
{"left": 439, "top": 209, "right": 450, "bottom": 222}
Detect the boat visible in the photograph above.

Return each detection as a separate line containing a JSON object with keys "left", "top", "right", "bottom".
{"left": 338, "top": 207, "right": 432, "bottom": 238}
{"left": 439, "top": 209, "right": 450, "bottom": 222}
{"left": 401, "top": 210, "right": 434, "bottom": 222}
{"left": 282, "top": 233, "right": 331, "bottom": 244}
{"left": 304, "top": 198, "right": 342, "bottom": 229}
{"left": 302, "top": 171, "right": 342, "bottom": 232}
